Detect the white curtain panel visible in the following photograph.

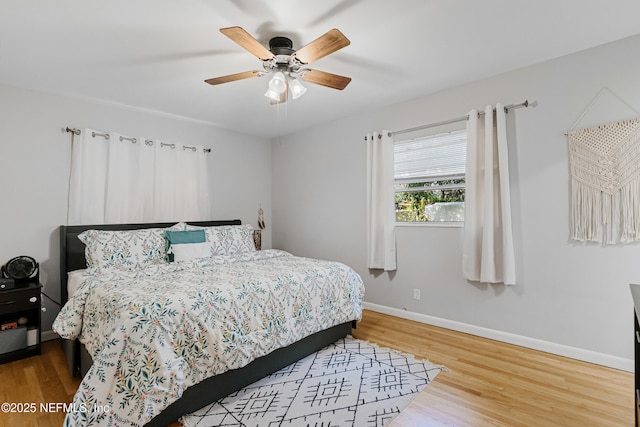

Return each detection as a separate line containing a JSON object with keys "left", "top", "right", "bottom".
{"left": 68, "top": 128, "right": 210, "bottom": 225}
{"left": 138, "top": 139, "right": 157, "bottom": 222}
{"left": 153, "top": 140, "right": 179, "bottom": 222}
{"left": 104, "top": 133, "right": 144, "bottom": 223}
{"left": 67, "top": 129, "right": 109, "bottom": 225}
{"left": 366, "top": 131, "right": 397, "bottom": 271}
{"left": 463, "top": 105, "right": 516, "bottom": 285}
{"left": 174, "top": 144, "right": 211, "bottom": 222}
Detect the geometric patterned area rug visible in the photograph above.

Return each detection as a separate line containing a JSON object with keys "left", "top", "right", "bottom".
{"left": 181, "top": 336, "right": 445, "bottom": 427}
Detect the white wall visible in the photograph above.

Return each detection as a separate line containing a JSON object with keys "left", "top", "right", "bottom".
{"left": 0, "top": 84, "right": 271, "bottom": 335}
{"left": 272, "top": 34, "right": 640, "bottom": 367}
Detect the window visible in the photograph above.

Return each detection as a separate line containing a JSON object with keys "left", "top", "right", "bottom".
{"left": 394, "top": 130, "right": 466, "bottom": 222}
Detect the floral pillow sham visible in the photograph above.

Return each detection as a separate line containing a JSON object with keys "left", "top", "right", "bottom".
{"left": 78, "top": 223, "right": 184, "bottom": 272}
{"left": 184, "top": 224, "right": 256, "bottom": 255}
{"left": 78, "top": 223, "right": 256, "bottom": 272}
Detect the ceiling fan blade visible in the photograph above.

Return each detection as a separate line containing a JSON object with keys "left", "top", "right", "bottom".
{"left": 205, "top": 70, "right": 261, "bottom": 85}
{"left": 302, "top": 69, "right": 352, "bottom": 90}
{"left": 294, "top": 29, "right": 350, "bottom": 64}
{"left": 220, "top": 26, "right": 274, "bottom": 61}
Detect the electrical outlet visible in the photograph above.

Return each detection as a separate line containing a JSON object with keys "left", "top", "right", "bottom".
{"left": 413, "top": 289, "right": 421, "bottom": 300}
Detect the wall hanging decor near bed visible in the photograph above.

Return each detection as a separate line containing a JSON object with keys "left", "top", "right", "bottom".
{"left": 253, "top": 205, "right": 266, "bottom": 250}
{"left": 567, "top": 117, "right": 640, "bottom": 244}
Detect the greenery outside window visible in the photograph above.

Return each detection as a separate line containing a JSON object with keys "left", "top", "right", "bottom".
{"left": 394, "top": 130, "right": 467, "bottom": 222}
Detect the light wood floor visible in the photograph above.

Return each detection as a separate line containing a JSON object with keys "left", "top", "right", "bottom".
{"left": 352, "top": 311, "right": 634, "bottom": 427}
{"left": 0, "top": 310, "right": 633, "bottom": 427}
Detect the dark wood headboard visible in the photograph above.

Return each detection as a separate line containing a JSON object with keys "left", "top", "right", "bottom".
{"left": 59, "top": 220, "right": 241, "bottom": 304}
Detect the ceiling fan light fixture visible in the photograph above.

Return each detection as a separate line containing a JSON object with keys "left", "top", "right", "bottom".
{"left": 289, "top": 78, "right": 307, "bottom": 99}
{"left": 209, "top": 27, "right": 351, "bottom": 105}
{"left": 264, "top": 87, "right": 281, "bottom": 101}
{"left": 268, "top": 71, "right": 287, "bottom": 94}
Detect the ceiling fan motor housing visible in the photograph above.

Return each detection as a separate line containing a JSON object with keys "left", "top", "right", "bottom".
{"left": 268, "top": 36, "right": 295, "bottom": 56}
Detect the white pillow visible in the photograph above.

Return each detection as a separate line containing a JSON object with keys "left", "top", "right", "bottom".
{"left": 171, "top": 242, "right": 214, "bottom": 262}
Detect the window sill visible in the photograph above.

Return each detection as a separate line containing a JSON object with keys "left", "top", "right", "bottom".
{"left": 395, "top": 222, "right": 463, "bottom": 228}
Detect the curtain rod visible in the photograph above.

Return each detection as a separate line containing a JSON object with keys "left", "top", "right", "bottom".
{"left": 64, "top": 126, "right": 212, "bottom": 153}
{"left": 388, "top": 100, "right": 533, "bottom": 137}
{"left": 65, "top": 127, "right": 81, "bottom": 135}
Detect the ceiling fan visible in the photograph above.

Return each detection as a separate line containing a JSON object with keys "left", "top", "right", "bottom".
{"left": 205, "top": 26, "right": 352, "bottom": 104}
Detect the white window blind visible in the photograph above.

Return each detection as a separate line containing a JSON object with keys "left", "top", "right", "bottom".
{"left": 394, "top": 130, "right": 467, "bottom": 184}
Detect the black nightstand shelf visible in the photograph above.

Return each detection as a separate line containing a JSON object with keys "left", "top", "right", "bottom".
{"left": 0, "top": 282, "right": 41, "bottom": 364}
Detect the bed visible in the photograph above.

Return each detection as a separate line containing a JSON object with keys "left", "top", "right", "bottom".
{"left": 55, "top": 220, "right": 364, "bottom": 427}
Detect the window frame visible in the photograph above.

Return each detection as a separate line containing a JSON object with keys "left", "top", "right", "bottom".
{"left": 393, "top": 129, "right": 467, "bottom": 226}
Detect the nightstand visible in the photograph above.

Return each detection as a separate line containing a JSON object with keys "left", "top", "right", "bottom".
{"left": 0, "top": 282, "right": 41, "bottom": 364}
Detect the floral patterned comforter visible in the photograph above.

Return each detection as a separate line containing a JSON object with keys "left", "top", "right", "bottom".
{"left": 53, "top": 249, "right": 365, "bottom": 427}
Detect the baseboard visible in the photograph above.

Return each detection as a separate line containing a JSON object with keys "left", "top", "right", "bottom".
{"left": 42, "top": 330, "right": 59, "bottom": 342}
{"left": 363, "top": 302, "right": 634, "bottom": 372}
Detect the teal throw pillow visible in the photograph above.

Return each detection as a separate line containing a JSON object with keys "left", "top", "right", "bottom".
{"left": 165, "top": 230, "right": 206, "bottom": 262}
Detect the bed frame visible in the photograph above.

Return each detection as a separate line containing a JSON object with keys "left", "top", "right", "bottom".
{"left": 58, "top": 220, "right": 355, "bottom": 427}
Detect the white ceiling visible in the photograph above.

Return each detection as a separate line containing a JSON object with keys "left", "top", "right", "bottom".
{"left": 2, "top": 0, "right": 640, "bottom": 138}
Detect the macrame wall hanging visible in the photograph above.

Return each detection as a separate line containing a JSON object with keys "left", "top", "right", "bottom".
{"left": 567, "top": 88, "right": 640, "bottom": 244}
